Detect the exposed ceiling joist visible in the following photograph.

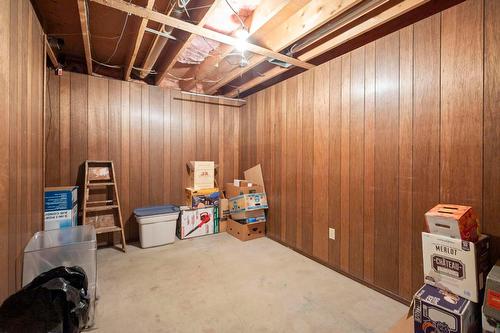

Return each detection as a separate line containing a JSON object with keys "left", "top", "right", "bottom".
{"left": 45, "top": 37, "right": 60, "bottom": 68}
{"left": 123, "top": 0, "right": 155, "bottom": 81}
{"left": 180, "top": 0, "right": 312, "bottom": 92}
{"left": 90, "top": 0, "right": 314, "bottom": 70}
{"left": 204, "top": 0, "right": 363, "bottom": 95}
{"left": 155, "top": 0, "right": 221, "bottom": 86}
{"left": 225, "top": 0, "right": 430, "bottom": 97}
{"left": 138, "top": 3, "right": 177, "bottom": 79}
{"left": 77, "top": 0, "right": 93, "bottom": 74}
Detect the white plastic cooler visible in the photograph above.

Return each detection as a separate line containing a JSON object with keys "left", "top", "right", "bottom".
{"left": 134, "top": 205, "right": 180, "bottom": 248}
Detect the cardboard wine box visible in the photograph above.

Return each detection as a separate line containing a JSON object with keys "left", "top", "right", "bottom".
{"left": 226, "top": 219, "right": 265, "bottom": 241}
{"left": 422, "top": 232, "right": 490, "bottom": 302}
{"left": 413, "top": 284, "right": 479, "bottom": 333}
{"left": 425, "top": 204, "right": 479, "bottom": 242}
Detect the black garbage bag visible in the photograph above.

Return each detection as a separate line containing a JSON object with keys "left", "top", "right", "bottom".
{"left": 0, "top": 266, "right": 90, "bottom": 333}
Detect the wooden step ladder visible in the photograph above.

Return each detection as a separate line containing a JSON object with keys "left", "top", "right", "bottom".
{"left": 82, "top": 160, "right": 126, "bottom": 252}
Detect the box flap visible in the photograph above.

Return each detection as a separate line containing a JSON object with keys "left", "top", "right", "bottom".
{"left": 244, "top": 164, "right": 265, "bottom": 192}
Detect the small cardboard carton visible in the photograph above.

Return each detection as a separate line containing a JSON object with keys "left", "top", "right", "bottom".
{"left": 186, "top": 161, "right": 215, "bottom": 190}
{"left": 185, "top": 187, "right": 220, "bottom": 208}
{"left": 483, "top": 262, "right": 500, "bottom": 321}
{"left": 224, "top": 183, "right": 263, "bottom": 200}
{"left": 425, "top": 204, "right": 479, "bottom": 242}
{"left": 226, "top": 219, "right": 265, "bottom": 241}
{"left": 422, "top": 232, "right": 490, "bottom": 302}
{"left": 177, "top": 206, "right": 215, "bottom": 239}
{"left": 44, "top": 186, "right": 78, "bottom": 230}
{"left": 413, "top": 284, "right": 479, "bottom": 333}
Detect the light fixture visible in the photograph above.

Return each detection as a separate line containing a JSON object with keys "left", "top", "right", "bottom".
{"left": 234, "top": 28, "right": 249, "bottom": 51}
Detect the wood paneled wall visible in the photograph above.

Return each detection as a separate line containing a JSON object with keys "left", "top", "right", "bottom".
{"left": 240, "top": 0, "right": 500, "bottom": 302}
{"left": 45, "top": 72, "right": 240, "bottom": 242}
{"left": 0, "top": 0, "right": 45, "bottom": 302}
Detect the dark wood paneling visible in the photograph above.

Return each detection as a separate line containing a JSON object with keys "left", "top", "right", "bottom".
{"left": 349, "top": 47, "right": 365, "bottom": 279}
{"left": 440, "top": 0, "right": 483, "bottom": 216}
{"left": 241, "top": 0, "right": 496, "bottom": 302}
{"left": 398, "top": 25, "right": 414, "bottom": 300}
{"left": 483, "top": 0, "right": 500, "bottom": 260}
{"left": 412, "top": 13, "right": 441, "bottom": 296}
{"left": 374, "top": 31, "right": 400, "bottom": 294}
{"left": 312, "top": 63, "right": 329, "bottom": 262}
{"left": 46, "top": 72, "right": 240, "bottom": 243}
{"left": 1, "top": 0, "right": 45, "bottom": 302}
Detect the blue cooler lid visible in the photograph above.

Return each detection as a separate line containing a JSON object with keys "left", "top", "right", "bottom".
{"left": 134, "top": 205, "right": 179, "bottom": 217}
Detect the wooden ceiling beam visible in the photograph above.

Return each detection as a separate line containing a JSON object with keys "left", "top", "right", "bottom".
{"left": 180, "top": 0, "right": 311, "bottom": 92}
{"left": 155, "top": 0, "right": 220, "bottom": 86}
{"left": 90, "top": 0, "right": 314, "bottom": 70}
{"left": 225, "top": 0, "right": 429, "bottom": 97}
{"left": 45, "top": 36, "right": 60, "bottom": 68}
{"left": 77, "top": 0, "right": 92, "bottom": 74}
{"left": 138, "top": 2, "right": 177, "bottom": 79}
{"left": 123, "top": 0, "right": 155, "bottom": 81}
{"left": 204, "top": 0, "right": 363, "bottom": 95}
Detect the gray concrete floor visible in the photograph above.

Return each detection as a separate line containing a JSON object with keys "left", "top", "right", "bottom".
{"left": 94, "top": 233, "right": 407, "bottom": 333}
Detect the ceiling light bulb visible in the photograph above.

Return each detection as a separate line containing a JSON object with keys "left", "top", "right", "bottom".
{"left": 234, "top": 28, "right": 249, "bottom": 51}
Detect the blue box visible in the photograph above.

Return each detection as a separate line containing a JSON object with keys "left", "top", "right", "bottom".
{"left": 44, "top": 186, "right": 78, "bottom": 230}
{"left": 414, "top": 284, "right": 479, "bottom": 333}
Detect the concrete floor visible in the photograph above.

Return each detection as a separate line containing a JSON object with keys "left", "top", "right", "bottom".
{"left": 94, "top": 233, "right": 407, "bottom": 333}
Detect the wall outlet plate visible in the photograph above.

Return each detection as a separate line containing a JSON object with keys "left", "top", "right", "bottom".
{"left": 329, "top": 228, "right": 335, "bottom": 240}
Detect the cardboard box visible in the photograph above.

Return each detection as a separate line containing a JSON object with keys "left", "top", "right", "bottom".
{"left": 44, "top": 186, "right": 78, "bottom": 230}
{"left": 219, "top": 219, "right": 227, "bottom": 233}
{"left": 244, "top": 164, "right": 265, "bottom": 192}
{"left": 413, "top": 284, "right": 479, "bottom": 333}
{"left": 224, "top": 183, "right": 263, "bottom": 199}
{"left": 220, "top": 198, "right": 229, "bottom": 218}
{"left": 177, "top": 206, "right": 215, "bottom": 239}
{"left": 425, "top": 204, "right": 479, "bottom": 242}
{"left": 482, "top": 307, "right": 499, "bottom": 333}
{"left": 185, "top": 187, "right": 220, "bottom": 208}
{"left": 226, "top": 219, "right": 265, "bottom": 241}
{"left": 483, "top": 263, "right": 500, "bottom": 321}
{"left": 186, "top": 161, "right": 215, "bottom": 189}
{"left": 229, "top": 193, "right": 268, "bottom": 212}
{"left": 422, "top": 232, "right": 490, "bottom": 302}
{"left": 230, "top": 209, "right": 266, "bottom": 223}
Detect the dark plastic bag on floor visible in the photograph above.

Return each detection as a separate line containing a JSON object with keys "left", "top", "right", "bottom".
{"left": 0, "top": 266, "right": 90, "bottom": 333}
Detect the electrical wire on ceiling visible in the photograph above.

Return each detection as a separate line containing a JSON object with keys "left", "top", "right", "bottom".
{"left": 224, "top": 0, "right": 247, "bottom": 31}
{"left": 167, "top": 72, "right": 195, "bottom": 81}
{"left": 103, "top": 0, "right": 133, "bottom": 64}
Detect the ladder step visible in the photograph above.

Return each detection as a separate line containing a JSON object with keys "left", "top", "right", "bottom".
{"left": 87, "top": 200, "right": 114, "bottom": 205}
{"left": 85, "top": 205, "right": 119, "bottom": 212}
{"left": 95, "top": 226, "right": 122, "bottom": 234}
{"left": 87, "top": 182, "right": 115, "bottom": 187}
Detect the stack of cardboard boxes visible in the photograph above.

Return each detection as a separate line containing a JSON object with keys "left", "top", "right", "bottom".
{"left": 224, "top": 165, "right": 268, "bottom": 241}
{"left": 177, "top": 161, "right": 221, "bottom": 239}
{"left": 413, "top": 204, "right": 491, "bottom": 333}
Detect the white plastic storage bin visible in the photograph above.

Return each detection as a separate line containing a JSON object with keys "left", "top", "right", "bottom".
{"left": 135, "top": 205, "right": 180, "bottom": 248}
{"left": 22, "top": 225, "right": 97, "bottom": 327}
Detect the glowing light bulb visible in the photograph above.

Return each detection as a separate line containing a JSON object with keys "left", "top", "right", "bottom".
{"left": 234, "top": 28, "right": 249, "bottom": 51}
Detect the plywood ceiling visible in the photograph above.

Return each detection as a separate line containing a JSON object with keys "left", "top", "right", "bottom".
{"left": 33, "top": 0, "right": 464, "bottom": 97}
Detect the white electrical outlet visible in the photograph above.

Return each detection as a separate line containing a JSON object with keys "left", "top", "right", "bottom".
{"left": 329, "top": 228, "right": 335, "bottom": 240}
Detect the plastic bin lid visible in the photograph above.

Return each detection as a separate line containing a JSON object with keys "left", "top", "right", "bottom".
{"left": 134, "top": 204, "right": 180, "bottom": 217}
